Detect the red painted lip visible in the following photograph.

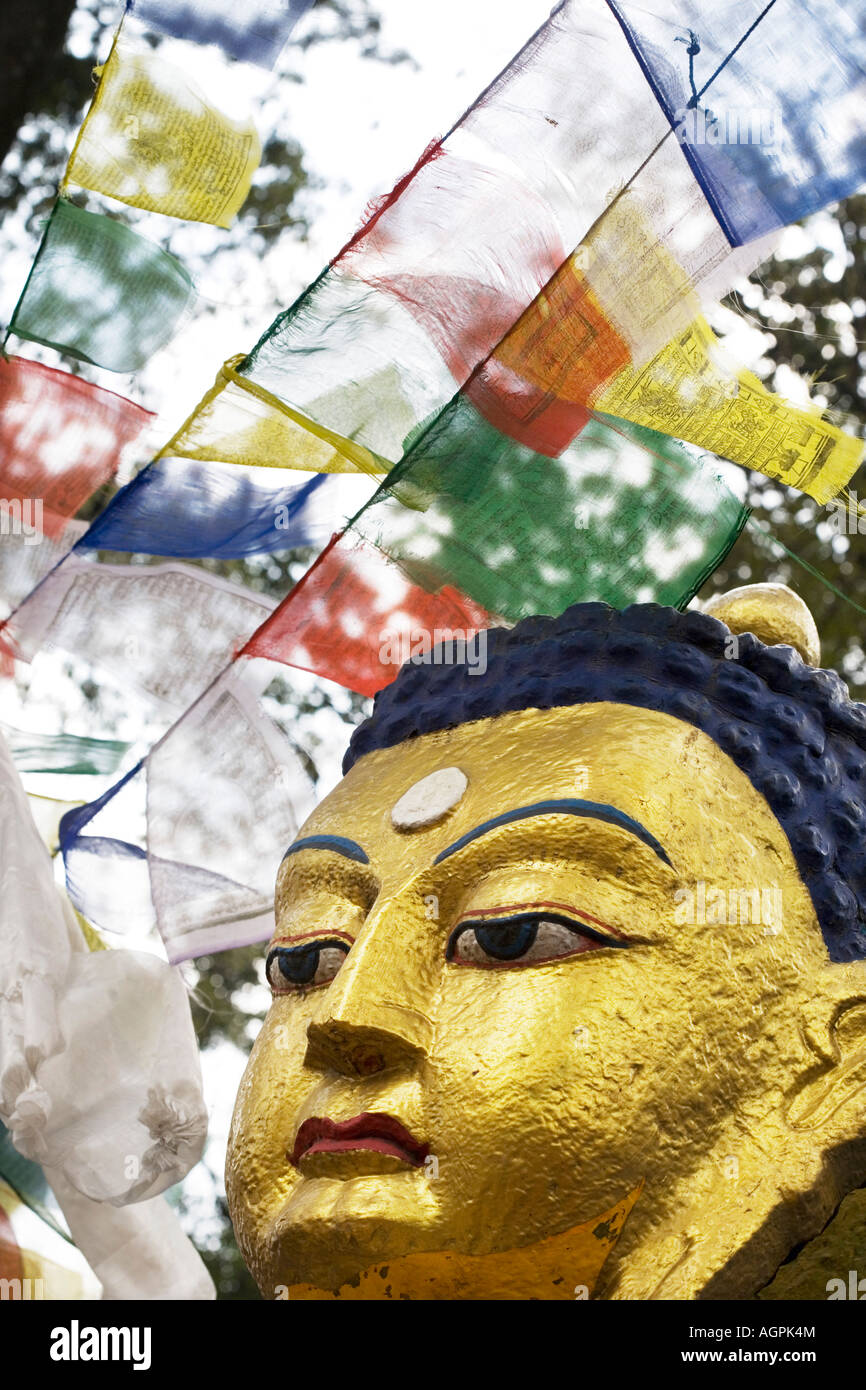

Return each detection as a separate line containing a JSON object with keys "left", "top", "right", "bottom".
{"left": 290, "top": 1112, "right": 429, "bottom": 1169}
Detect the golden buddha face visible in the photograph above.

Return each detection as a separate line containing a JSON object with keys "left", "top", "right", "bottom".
{"left": 226, "top": 699, "right": 855, "bottom": 1300}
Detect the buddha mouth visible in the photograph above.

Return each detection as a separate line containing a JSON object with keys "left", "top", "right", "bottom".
{"left": 290, "top": 1112, "right": 430, "bottom": 1169}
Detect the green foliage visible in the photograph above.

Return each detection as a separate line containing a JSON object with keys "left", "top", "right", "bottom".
{"left": 711, "top": 192, "right": 866, "bottom": 693}
{"left": 193, "top": 1193, "right": 263, "bottom": 1300}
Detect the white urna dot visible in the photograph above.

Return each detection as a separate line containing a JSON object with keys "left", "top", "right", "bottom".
{"left": 391, "top": 767, "right": 469, "bottom": 831}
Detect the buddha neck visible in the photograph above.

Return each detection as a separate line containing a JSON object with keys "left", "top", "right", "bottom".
{"left": 284, "top": 1181, "right": 643, "bottom": 1301}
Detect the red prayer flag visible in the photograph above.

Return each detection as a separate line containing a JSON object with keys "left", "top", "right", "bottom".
{"left": 0, "top": 357, "right": 153, "bottom": 537}
{"left": 243, "top": 532, "right": 497, "bottom": 697}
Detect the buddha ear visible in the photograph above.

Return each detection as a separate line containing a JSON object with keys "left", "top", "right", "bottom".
{"left": 786, "top": 965, "right": 866, "bottom": 1137}
{"left": 701, "top": 583, "right": 821, "bottom": 666}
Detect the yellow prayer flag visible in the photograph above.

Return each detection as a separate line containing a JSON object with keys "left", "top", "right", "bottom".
{"left": 595, "top": 315, "right": 863, "bottom": 505}
{"left": 64, "top": 34, "right": 261, "bottom": 228}
{"left": 566, "top": 198, "right": 863, "bottom": 503}
{"left": 0, "top": 1180, "right": 98, "bottom": 1300}
{"left": 160, "top": 356, "right": 387, "bottom": 475}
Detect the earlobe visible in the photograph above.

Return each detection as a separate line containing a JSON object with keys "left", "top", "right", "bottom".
{"left": 787, "top": 972, "right": 866, "bottom": 1133}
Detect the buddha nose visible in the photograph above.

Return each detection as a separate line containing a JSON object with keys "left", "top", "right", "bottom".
{"left": 303, "top": 895, "right": 434, "bottom": 1078}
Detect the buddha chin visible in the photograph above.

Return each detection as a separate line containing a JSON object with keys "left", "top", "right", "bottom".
{"left": 261, "top": 1170, "right": 441, "bottom": 1294}
{"left": 227, "top": 593, "right": 866, "bottom": 1300}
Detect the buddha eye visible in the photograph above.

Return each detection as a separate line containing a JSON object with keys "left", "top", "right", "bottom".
{"left": 266, "top": 939, "right": 350, "bottom": 993}
{"left": 446, "top": 912, "right": 627, "bottom": 968}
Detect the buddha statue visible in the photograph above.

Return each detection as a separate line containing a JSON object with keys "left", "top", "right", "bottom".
{"left": 226, "top": 584, "right": 866, "bottom": 1300}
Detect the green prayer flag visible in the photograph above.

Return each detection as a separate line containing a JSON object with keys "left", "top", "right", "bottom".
{"left": 353, "top": 398, "right": 749, "bottom": 620}
{"left": 2, "top": 723, "right": 131, "bottom": 776}
{"left": 7, "top": 199, "right": 194, "bottom": 373}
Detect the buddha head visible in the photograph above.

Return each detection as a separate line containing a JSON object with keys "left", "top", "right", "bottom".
{"left": 226, "top": 585, "right": 866, "bottom": 1300}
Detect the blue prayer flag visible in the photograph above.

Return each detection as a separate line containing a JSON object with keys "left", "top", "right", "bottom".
{"left": 608, "top": 0, "right": 866, "bottom": 245}
{"left": 126, "top": 0, "right": 315, "bottom": 69}
{"left": 78, "top": 458, "right": 332, "bottom": 559}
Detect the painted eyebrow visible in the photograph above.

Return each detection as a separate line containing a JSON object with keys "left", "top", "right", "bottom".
{"left": 281, "top": 834, "right": 370, "bottom": 865}
{"left": 433, "top": 799, "right": 672, "bottom": 867}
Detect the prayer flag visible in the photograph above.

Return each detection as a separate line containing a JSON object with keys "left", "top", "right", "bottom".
{"left": 0, "top": 520, "right": 85, "bottom": 621}
{"left": 243, "top": 533, "right": 497, "bottom": 698}
{"left": 65, "top": 34, "right": 261, "bottom": 227}
{"left": 161, "top": 354, "right": 389, "bottom": 474}
{"left": 0, "top": 357, "right": 153, "bottom": 536}
{"left": 79, "top": 457, "right": 336, "bottom": 559}
{"left": 60, "top": 659, "right": 315, "bottom": 960}
{"left": 2, "top": 724, "right": 130, "bottom": 777}
{"left": 126, "top": 0, "right": 314, "bottom": 69}
{"left": 595, "top": 317, "right": 863, "bottom": 505}
{"left": 1, "top": 555, "right": 276, "bottom": 713}
{"left": 7, "top": 199, "right": 194, "bottom": 373}
{"left": 607, "top": 0, "right": 866, "bottom": 246}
